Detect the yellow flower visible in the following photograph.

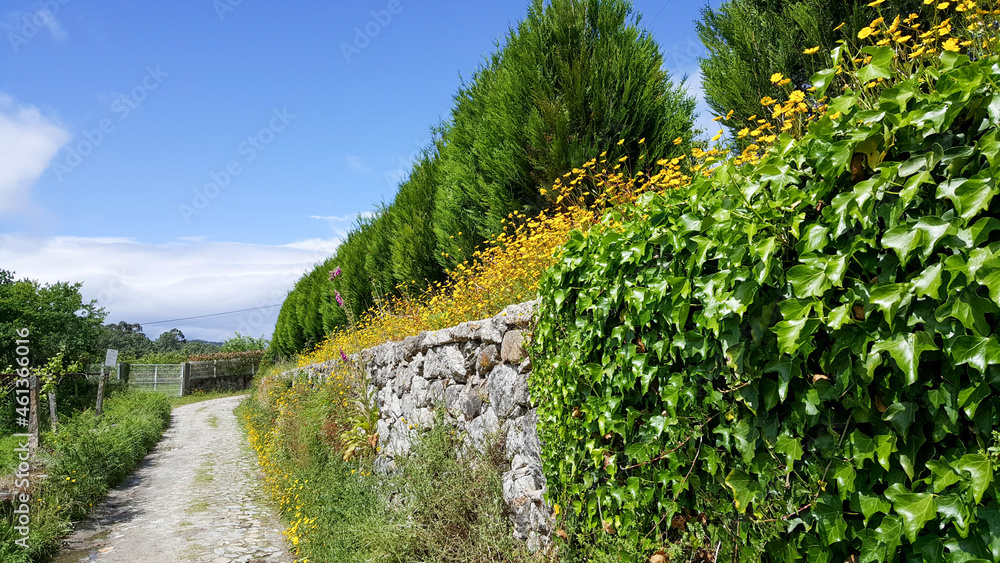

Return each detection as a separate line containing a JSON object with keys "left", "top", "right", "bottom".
{"left": 942, "top": 37, "right": 962, "bottom": 51}
{"left": 711, "top": 130, "right": 723, "bottom": 142}
{"left": 803, "top": 46, "right": 821, "bottom": 55}
{"left": 858, "top": 27, "right": 874, "bottom": 39}
{"left": 769, "top": 72, "right": 784, "bottom": 84}
{"left": 672, "top": 137, "right": 683, "bottom": 145}
{"left": 868, "top": 0, "right": 886, "bottom": 5}
{"left": 937, "top": 1, "right": 950, "bottom": 8}
{"left": 737, "top": 127, "right": 749, "bottom": 138}
{"left": 725, "top": 110, "right": 735, "bottom": 120}
{"left": 834, "top": 22, "right": 846, "bottom": 32}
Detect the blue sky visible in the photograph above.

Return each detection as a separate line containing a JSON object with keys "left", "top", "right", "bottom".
{"left": 0, "top": 0, "right": 716, "bottom": 342}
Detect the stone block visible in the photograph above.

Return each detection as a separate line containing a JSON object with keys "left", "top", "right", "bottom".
{"left": 424, "top": 345, "right": 467, "bottom": 382}
{"left": 419, "top": 327, "right": 456, "bottom": 352}
{"left": 487, "top": 364, "right": 529, "bottom": 419}
{"left": 475, "top": 344, "right": 500, "bottom": 376}
{"left": 501, "top": 330, "right": 527, "bottom": 364}
{"left": 499, "top": 300, "right": 538, "bottom": 328}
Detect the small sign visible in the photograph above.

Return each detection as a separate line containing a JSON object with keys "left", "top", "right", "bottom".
{"left": 104, "top": 349, "right": 118, "bottom": 367}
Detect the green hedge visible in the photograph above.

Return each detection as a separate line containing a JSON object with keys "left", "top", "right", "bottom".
{"left": 0, "top": 389, "right": 171, "bottom": 562}
{"left": 532, "top": 51, "right": 1000, "bottom": 561}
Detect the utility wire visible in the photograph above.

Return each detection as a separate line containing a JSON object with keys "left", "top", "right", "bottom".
{"left": 137, "top": 304, "right": 282, "bottom": 326}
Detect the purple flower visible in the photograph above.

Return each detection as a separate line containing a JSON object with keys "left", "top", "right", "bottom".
{"left": 340, "top": 350, "right": 349, "bottom": 362}
{"left": 329, "top": 267, "right": 342, "bottom": 281}
{"left": 335, "top": 290, "right": 344, "bottom": 307}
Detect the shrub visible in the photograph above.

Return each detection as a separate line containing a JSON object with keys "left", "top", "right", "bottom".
{"left": 533, "top": 6, "right": 1000, "bottom": 561}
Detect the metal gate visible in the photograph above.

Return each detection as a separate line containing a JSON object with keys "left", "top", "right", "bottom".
{"left": 128, "top": 364, "right": 184, "bottom": 397}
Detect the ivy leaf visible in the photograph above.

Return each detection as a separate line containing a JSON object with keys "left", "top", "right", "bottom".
{"left": 875, "top": 434, "right": 898, "bottom": 471}
{"left": 934, "top": 493, "right": 971, "bottom": 536}
{"left": 875, "top": 514, "right": 903, "bottom": 554}
{"left": 724, "top": 469, "right": 758, "bottom": 511}
{"left": 882, "top": 402, "right": 917, "bottom": 437}
{"left": 810, "top": 68, "right": 838, "bottom": 98}
{"left": 775, "top": 433, "right": 804, "bottom": 471}
{"left": 885, "top": 483, "right": 937, "bottom": 543}
{"left": 787, "top": 255, "right": 848, "bottom": 298}
{"left": 949, "top": 335, "right": 1000, "bottom": 373}
{"left": 831, "top": 460, "right": 857, "bottom": 499}
{"left": 869, "top": 283, "right": 911, "bottom": 329}
{"left": 913, "top": 263, "right": 944, "bottom": 300}
{"left": 773, "top": 317, "right": 820, "bottom": 356}
{"left": 857, "top": 46, "right": 894, "bottom": 82}
{"left": 914, "top": 216, "right": 954, "bottom": 259}
{"left": 882, "top": 226, "right": 921, "bottom": 265}
{"left": 859, "top": 493, "right": 892, "bottom": 525}
{"left": 849, "top": 430, "right": 876, "bottom": 468}
{"left": 954, "top": 453, "right": 992, "bottom": 504}
{"left": 870, "top": 332, "right": 938, "bottom": 386}
{"left": 937, "top": 177, "right": 997, "bottom": 220}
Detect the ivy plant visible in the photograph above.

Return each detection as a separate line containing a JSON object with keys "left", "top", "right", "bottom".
{"left": 532, "top": 51, "right": 1000, "bottom": 561}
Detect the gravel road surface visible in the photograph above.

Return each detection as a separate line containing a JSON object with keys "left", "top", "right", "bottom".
{"left": 51, "top": 395, "right": 293, "bottom": 563}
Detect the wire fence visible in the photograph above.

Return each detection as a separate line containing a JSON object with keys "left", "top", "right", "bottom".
{"left": 128, "top": 364, "right": 184, "bottom": 397}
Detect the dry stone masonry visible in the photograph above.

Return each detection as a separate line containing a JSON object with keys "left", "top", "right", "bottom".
{"left": 296, "top": 300, "right": 552, "bottom": 550}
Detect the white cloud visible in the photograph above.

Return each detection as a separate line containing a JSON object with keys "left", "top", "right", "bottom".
{"left": 0, "top": 93, "right": 70, "bottom": 215}
{"left": 0, "top": 235, "right": 342, "bottom": 342}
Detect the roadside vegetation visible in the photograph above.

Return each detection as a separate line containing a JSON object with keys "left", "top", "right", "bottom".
{"left": 238, "top": 370, "right": 532, "bottom": 563}
{"left": 0, "top": 388, "right": 171, "bottom": 562}
{"left": 255, "top": 0, "right": 1000, "bottom": 561}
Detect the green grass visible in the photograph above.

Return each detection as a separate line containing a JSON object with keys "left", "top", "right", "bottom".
{"left": 238, "top": 389, "right": 533, "bottom": 563}
{"left": 0, "top": 388, "right": 171, "bottom": 563}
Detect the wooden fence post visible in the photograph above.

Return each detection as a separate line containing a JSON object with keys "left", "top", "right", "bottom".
{"left": 95, "top": 365, "right": 106, "bottom": 417}
{"left": 48, "top": 383, "right": 58, "bottom": 434}
{"left": 28, "top": 374, "right": 39, "bottom": 451}
{"left": 181, "top": 363, "right": 191, "bottom": 397}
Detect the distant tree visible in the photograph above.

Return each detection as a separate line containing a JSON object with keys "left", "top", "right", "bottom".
{"left": 697, "top": 0, "right": 925, "bottom": 142}
{"left": 154, "top": 328, "right": 186, "bottom": 352}
{"left": 96, "top": 321, "right": 154, "bottom": 363}
{"left": 0, "top": 269, "right": 106, "bottom": 370}
{"left": 220, "top": 332, "right": 269, "bottom": 353}
{"left": 180, "top": 340, "right": 221, "bottom": 357}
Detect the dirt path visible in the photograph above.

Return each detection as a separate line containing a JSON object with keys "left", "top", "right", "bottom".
{"left": 52, "top": 395, "right": 294, "bottom": 563}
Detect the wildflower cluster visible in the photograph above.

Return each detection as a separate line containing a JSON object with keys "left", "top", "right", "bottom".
{"left": 297, "top": 144, "right": 706, "bottom": 370}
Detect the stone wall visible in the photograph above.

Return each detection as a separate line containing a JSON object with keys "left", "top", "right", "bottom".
{"left": 295, "top": 300, "right": 552, "bottom": 550}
